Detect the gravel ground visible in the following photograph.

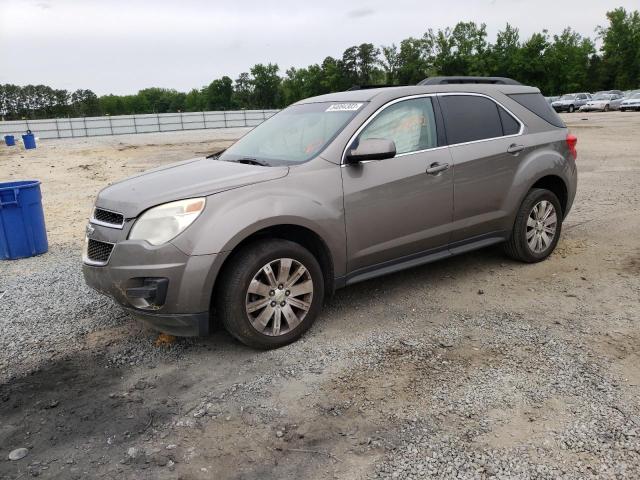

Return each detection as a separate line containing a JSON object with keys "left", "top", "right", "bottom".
{"left": 0, "top": 113, "right": 639, "bottom": 479}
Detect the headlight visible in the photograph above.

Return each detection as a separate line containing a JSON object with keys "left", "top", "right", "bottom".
{"left": 129, "top": 198, "right": 206, "bottom": 245}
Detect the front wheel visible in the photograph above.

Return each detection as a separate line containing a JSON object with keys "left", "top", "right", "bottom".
{"left": 568, "top": 105, "right": 575, "bottom": 113}
{"left": 503, "top": 188, "right": 562, "bottom": 263}
{"left": 216, "top": 239, "right": 325, "bottom": 349}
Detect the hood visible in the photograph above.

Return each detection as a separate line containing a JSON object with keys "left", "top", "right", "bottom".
{"left": 96, "top": 158, "right": 289, "bottom": 218}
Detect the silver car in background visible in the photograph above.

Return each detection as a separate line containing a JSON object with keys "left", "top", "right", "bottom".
{"left": 580, "top": 92, "right": 624, "bottom": 112}
{"left": 620, "top": 92, "right": 640, "bottom": 111}
{"left": 552, "top": 93, "right": 591, "bottom": 113}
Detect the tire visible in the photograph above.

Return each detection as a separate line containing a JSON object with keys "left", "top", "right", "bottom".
{"left": 568, "top": 105, "right": 575, "bottom": 113}
{"left": 503, "top": 188, "right": 563, "bottom": 263}
{"left": 604, "top": 104, "right": 610, "bottom": 112}
{"left": 216, "top": 239, "right": 325, "bottom": 349}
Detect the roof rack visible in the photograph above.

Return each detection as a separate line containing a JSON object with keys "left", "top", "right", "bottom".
{"left": 418, "top": 76, "right": 521, "bottom": 86}
{"left": 346, "top": 84, "right": 406, "bottom": 91}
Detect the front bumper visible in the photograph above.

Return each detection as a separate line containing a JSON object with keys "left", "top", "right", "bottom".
{"left": 83, "top": 235, "right": 220, "bottom": 336}
{"left": 122, "top": 308, "right": 210, "bottom": 336}
{"left": 580, "top": 105, "right": 608, "bottom": 112}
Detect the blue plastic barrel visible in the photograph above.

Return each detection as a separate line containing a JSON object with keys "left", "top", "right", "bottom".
{"left": 0, "top": 180, "right": 48, "bottom": 260}
{"left": 22, "top": 130, "right": 36, "bottom": 149}
{"left": 4, "top": 135, "right": 15, "bottom": 146}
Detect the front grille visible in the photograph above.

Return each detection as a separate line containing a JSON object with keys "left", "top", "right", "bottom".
{"left": 87, "top": 239, "right": 114, "bottom": 264}
{"left": 93, "top": 208, "right": 124, "bottom": 227}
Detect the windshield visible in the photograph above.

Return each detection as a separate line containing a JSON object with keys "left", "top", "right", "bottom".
{"left": 560, "top": 94, "right": 576, "bottom": 100}
{"left": 593, "top": 94, "right": 613, "bottom": 100}
{"left": 630, "top": 93, "right": 640, "bottom": 99}
{"left": 220, "top": 102, "right": 364, "bottom": 165}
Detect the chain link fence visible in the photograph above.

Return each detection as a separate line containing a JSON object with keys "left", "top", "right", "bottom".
{"left": 0, "top": 109, "right": 280, "bottom": 140}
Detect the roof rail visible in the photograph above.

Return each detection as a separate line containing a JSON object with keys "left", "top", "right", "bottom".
{"left": 418, "top": 76, "right": 521, "bottom": 86}
{"left": 346, "top": 84, "right": 406, "bottom": 91}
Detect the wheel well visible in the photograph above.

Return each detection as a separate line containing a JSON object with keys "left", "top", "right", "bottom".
{"left": 213, "top": 225, "right": 335, "bottom": 308}
{"left": 531, "top": 175, "right": 568, "bottom": 216}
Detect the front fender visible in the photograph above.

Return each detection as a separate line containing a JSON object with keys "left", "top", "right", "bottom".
{"left": 171, "top": 160, "right": 346, "bottom": 277}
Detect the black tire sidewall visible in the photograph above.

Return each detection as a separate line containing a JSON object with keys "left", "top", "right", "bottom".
{"left": 516, "top": 189, "right": 562, "bottom": 262}
{"left": 218, "top": 240, "right": 325, "bottom": 349}
{"left": 569, "top": 105, "right": 575, "bottom": 113}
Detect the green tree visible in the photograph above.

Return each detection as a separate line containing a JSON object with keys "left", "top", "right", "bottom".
{"left": 206, "top": 76, "right": 234, "bottom": 110}
{"left": 488, "top": 24, "right": 521, "bottom": 79}
{"left": 597, "top": 8, "right": 640, "bottom": 90}
{"left": 184, "top": 88, "right": 206, "bottom": 111}
{"left": 233, "top": 72, "right": 253, "bottom": 108}
{"left": 250, "top": 63, "right": 282, "bottom": 108}
{"left": 71, "top": 89, "right": 100, "bottom": 116}
{"left": 544, "top": 28, "right": 595, "bottom": 94}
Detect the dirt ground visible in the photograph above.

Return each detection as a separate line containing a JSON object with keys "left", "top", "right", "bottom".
{"left": 0, "top": 113, "right": 639, "bottom": 479}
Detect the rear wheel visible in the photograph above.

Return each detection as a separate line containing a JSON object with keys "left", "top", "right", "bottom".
{"left": 503, "top": 188, "right": 562, "bottom": 263}
{"left": 216, "top": 239, "right": 325, "bottom": 349}
{"left": 604, "top": 104, "right": 610, "bottom": 112}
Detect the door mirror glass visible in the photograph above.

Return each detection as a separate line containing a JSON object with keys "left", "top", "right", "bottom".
{"left": 345, "top": 138, "right": 396, "bottom": 164}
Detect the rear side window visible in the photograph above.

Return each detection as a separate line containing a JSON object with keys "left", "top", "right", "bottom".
{"left": 439, "top": 95, "right": 503, "bottom": 144}
{"left": 498, "top": 107, "right": 520, "bottom": 135}
{"left": 508, "top": 93, "right": 565, "bottom": 128}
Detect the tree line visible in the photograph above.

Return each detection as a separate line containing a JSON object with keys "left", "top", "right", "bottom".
{"left": 1, "top": 7, "right": 638, "bottom": 121}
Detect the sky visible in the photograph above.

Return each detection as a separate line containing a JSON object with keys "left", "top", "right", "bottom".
{"left": 0, "top": 0, "right": 637, "bottom": 95}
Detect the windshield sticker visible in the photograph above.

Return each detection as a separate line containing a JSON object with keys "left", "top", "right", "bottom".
{"left": 326, "top": 103, "right": 363, "bottom": 112}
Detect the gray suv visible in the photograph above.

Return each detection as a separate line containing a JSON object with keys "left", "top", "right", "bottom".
{"left": 83, "top": 77, "right": 578, "bottom": 349}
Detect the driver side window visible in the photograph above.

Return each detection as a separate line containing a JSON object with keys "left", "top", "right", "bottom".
{"left": 356, "top": 97, "right": 438, "bottom": 155}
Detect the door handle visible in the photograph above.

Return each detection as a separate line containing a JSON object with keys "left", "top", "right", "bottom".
{"left": 507, "top": 144, "right": 525, "bottom": 154}
{"left": 426, "top": 162, "right": 450, "bottom": 175}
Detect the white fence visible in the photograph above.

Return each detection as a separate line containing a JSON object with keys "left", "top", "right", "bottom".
{"left": 0, "top": 110, "right": 279, "bottom": 139}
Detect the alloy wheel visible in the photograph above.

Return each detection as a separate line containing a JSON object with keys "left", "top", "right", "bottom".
{"left": 245, "top": 258, "right": 314, "bottom": 336}
{"left": 526, "top": 200, "right": 557, "bottom": 254}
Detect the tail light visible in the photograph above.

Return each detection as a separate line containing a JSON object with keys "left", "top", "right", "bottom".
{"left": 566, "top": 134, "right": 577, "bottom": 160}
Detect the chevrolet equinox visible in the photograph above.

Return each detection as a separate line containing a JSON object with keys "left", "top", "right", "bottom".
{"left": 83, "top": 76, "right": 578, "bottom": 349}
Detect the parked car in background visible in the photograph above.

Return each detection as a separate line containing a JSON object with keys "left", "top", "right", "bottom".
{"left": 545, "top": 96, "right": 560, "bottom": 104}
{"left": 580, "top": 92, "right": 624, "bottom": 112}
{"left": 83, "top": 76, "right": 578, "bottom": 349}
{"left": 552, "top": 93, "right": 591, "bottom": 113}
{"left": 620, "top": 92, "right": 640, "bottom": 111}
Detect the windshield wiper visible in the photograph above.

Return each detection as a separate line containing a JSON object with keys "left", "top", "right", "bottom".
{"left": 206, "top": 148, "right": 227, "bottom": 159}
{"left": 234, "top": 157, "right": 270, "bottom": 167}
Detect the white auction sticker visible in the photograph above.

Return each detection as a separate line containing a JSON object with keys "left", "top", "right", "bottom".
{"left": 326, "top": 103, "right": 363, "bottom": 112}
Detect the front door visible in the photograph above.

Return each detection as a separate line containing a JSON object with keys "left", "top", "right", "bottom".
{"left": 341, "top": 96, "right": 454, "bottom": 273}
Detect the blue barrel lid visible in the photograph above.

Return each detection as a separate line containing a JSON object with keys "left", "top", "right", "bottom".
{"left": 0, "top": 180, "right": 41, "bottom": 191}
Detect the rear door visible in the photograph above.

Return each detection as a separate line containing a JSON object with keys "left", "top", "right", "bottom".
{"left": 342, "top": 96, "right": 454, "bottom": 272}
{"left": 438, "top": 93, "right": 525, "bottom": 243}
{"left": 576, "top": 93, "right": 589, "bottom": 108}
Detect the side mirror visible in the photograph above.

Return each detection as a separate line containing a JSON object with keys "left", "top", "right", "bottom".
{"left": 345, "top": 138, "right": 396, "bottom": 164}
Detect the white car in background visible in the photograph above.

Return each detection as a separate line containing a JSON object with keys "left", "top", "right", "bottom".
{"left": 579, "top": 92, "right": 624, "bottom": 112}
{"left": 620, "top": 92, "right": 640, "bottom": 111}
